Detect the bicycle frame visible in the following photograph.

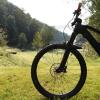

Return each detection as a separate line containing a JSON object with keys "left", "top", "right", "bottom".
{"left": 70, "top": 25, "right": 100, "bottom": 56}
{"left": 82, "top": 25, "right": 100, "bottom": 56}
{"left": 58, "top": 23, "right": 100, "bottom": 71}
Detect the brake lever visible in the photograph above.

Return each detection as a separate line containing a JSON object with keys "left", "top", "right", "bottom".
{"left": 71, "top": 3, "right": 82, "bottom": 26}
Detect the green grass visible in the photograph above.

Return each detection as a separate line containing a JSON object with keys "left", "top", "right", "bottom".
{"left": 0, "top": 47, "right": 100, "bottom": 100}
{"left": 0, "top": 67, "right": 45, "bottom": 100}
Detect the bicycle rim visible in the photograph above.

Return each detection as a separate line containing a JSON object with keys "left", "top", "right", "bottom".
{"left": 31, "top": 44, "right": 87, "bottom": 99}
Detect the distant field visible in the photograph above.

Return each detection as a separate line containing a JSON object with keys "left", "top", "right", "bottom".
{"left": 0, "top": 48, "right": 100, "bottom": 100}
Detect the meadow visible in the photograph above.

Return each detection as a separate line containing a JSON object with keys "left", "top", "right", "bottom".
{"left": 0, "top": 47, "right": 100, "bottom": 100}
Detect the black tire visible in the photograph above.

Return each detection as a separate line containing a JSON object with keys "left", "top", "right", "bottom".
{"left": 31, "top": 44, "right": 87, "bottom": 99}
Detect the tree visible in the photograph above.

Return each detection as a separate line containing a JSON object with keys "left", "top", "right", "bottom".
{"left": 32, "top": 32, "right": 44, "bottom": 49}
{"left": 0, "top": 0, "right": 69, "bottom": 49}
{"left": 40, "top": 25, "right": 54, "bottom": 46}
{"left": 7, "top": 15, "right": 18, "bottom": 45}
{"left": 28, "top": 19, "right": 41, "bottom": 43}
{"left": 0, "top": 26, "right": 7, "bottom": 46}
{"left": 82, "top": 0, "right": 100, "bottom": 57}
{"left": 0, "top": 0, "right": 7, "bottom": 25}
{"left": 88, "top": 0, "right": 100, "bottom": 42}
{"left": 18, "top": 32, "right": 28, "bottom": 49}
{"left": 81, "top": 0, "right": 100, "bottom": 42}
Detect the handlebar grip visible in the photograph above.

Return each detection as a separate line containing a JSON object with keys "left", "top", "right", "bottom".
{"left": 77, "top": 3, "right": 82, "bottom": 10}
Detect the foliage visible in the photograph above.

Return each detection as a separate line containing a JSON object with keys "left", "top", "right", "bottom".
{"left": 32, "top": 32, "right": 44, "bottom": 49}
{"left": 18, "top": 33, "right": 28, "bottom": 49}
{"left": 0, "top": 27, "right": 7, "bottom": 46}
{"left": 82, "top": 42, "right": 98, "bottom": 57}
{"left": 88, "top": 0, "right": 100, "bottom": 57}
{"left": 88, "top": 0, "right": 100, "bottom": 42}
{"left": 40, "top": 25, "right": 54, "bottom": 45}
{"left": 0, "top": 0, "right": 68, "bottom": 49}
{"left": 79, "top": 0, "right": 100, "bottom": 57}
{"left": 7, "top": 15, "right": 18, "bottom": 45}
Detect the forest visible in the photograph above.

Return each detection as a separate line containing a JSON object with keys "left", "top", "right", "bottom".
{"left": 0, "top": 0, "right": 69, "bottom": 49}
{"left": 0, "top": 0, "right": 100, "bottom": 53}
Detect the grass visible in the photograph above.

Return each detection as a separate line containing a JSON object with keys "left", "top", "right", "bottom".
{"left": 0, "top": 67, "right": 45, "bottom": 100}
{"left": 0, "top": 47, "right": 100, "bottom": 100}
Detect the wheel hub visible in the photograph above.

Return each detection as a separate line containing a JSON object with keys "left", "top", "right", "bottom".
{"left": 50, "top": 63, "right": 67, "bottom": 79}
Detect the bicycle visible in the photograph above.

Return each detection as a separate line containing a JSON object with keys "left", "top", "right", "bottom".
{"left": 31, "top": 3, "right": 100, "bottom": 99}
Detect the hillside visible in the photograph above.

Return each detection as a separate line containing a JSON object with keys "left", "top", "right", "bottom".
{"left": 50, "top": 32, "right": 69, "bottom": 44}
{"left": 0, "top": 0, "right": 69, "bottom": 49}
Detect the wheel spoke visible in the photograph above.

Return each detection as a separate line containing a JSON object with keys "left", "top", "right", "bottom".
{"left": 37, "top": 50, "right": 81, "bottom": 94}
{"left": 31, "top": 44, "right": 87, "bottom": 98}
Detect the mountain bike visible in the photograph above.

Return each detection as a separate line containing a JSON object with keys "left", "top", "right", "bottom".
{"left": 31, "top": 3, "right": 100, "bottom": 99}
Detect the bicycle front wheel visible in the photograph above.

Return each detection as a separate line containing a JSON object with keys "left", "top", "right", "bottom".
{"left": 31, "top": 44, "right": 87, "bottom": 99}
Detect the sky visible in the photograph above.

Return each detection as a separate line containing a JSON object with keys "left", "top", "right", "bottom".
{"left": 8, "top": 0, "right": 90, "bottom": 35}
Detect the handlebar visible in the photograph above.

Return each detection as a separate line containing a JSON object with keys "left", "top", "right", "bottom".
{"left": 71, "top": 3, "right": 82, "bottom": 26}
{"left": 73, "top": 2, "right": 82, "bottom": 16}
{"left": 77, "top": 3, "right": 82, "bottom": 11}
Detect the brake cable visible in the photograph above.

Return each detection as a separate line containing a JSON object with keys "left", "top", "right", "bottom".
{"left": 62, "top": 15, "right": 75, "bottom": 43}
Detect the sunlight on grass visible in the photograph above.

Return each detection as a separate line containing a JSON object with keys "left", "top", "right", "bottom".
{"left": 0, "top": 50, "right": 100, "bottom": 100}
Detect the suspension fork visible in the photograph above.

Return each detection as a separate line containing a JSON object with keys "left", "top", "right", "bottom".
{"left": 56, "top": 31, "right": 78, "bottom": 72}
